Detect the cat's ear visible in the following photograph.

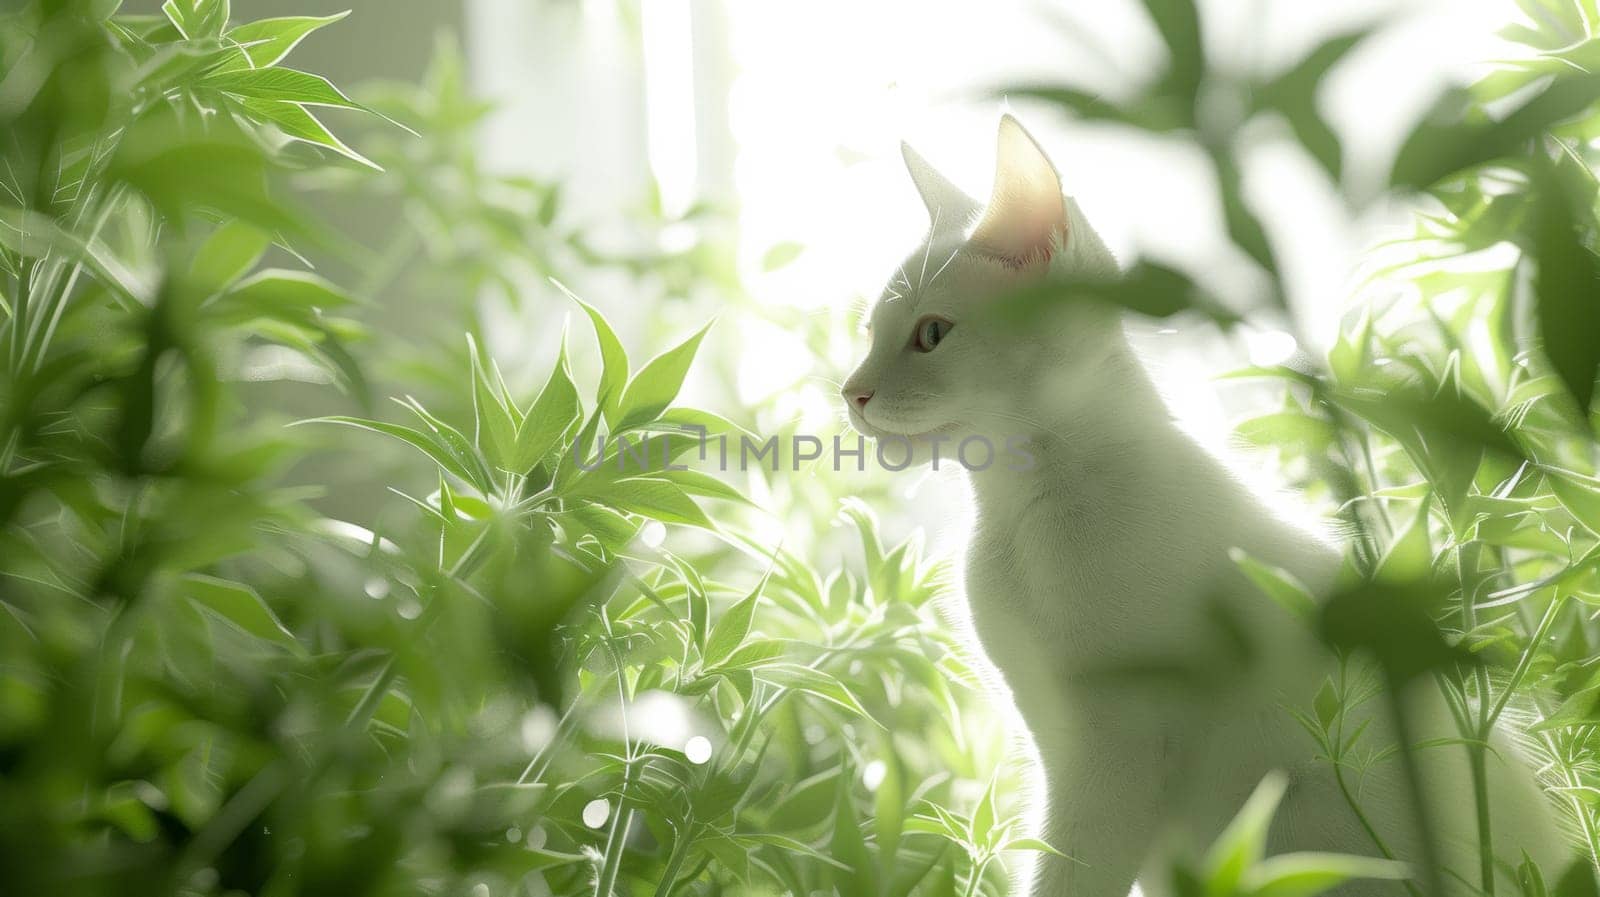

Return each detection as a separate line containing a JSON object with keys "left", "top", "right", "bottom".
{"left": 901, "top": 141, "right": 980, "bottom": 235}
{"left": 969, "top": 114, "right": 1067, "bottom": 266}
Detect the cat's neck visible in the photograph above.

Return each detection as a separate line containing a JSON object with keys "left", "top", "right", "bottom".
{"left": 965, "top": 333, "right": 1220, "bottom": 519}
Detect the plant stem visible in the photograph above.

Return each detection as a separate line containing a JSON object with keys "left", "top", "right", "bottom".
{"left": 962, "top": 854, "right": 991, "bottom": 897}
{"left": 1485, "top": 595, "right": 1564, "bottom": 729}
{"left": 1469, "top": 742, "right": 1494, "bottom": 897}
{"left": 1456, "top": 540, "right": 1495, "bottom": 897}
{"left": 595, "top": 789, "right": 636, "bottom": 897}
{"left": 518, "top": 694, "right": 586, "bottom": 785}
{"left": 652, "top": 818, "right": 695, "bottom": 897}
{"left": 1329, "top": 662, "right": 1424, "bottom": 897}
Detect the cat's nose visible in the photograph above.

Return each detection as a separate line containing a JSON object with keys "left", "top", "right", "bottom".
{"left": 845, "top": 387, "right": 874, "bottom": 409}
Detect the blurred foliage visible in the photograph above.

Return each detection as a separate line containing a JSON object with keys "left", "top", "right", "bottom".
{"left": 0, "top": 1, "right": 1021, "bottom": 896}
{"left": 1008, "top": 0, "right": 1600, "bottom": 894}
{"left": 9, "top": 0, "right": 1600, "bottom": 895}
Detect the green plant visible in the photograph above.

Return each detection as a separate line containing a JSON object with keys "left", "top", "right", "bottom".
{"left": 1170, "top": 772, "right": 1409, "bottom": 897}
{"left": 0, "top": 2, "right": 1031, "bottom": 895}
{"left": 10, "top": 0, "right": 1600, "bottom": 895}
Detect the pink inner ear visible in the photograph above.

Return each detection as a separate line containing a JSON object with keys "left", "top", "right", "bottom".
{"left": 970, "top": 187, "right": 1067, "bottom": 266}
{"left": 969, "top": 115, "right": 1069, "bottom": 267}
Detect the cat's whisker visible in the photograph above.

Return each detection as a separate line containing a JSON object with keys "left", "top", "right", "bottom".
{"left": 927, "top": 247, "right": 961, "bottom": 288}
{"left": 917, "top": 209, "right": 941, "bottom": 290}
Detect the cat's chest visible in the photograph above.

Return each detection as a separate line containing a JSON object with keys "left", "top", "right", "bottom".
{"left": 963, "top": 492, "right": 1209, "bottom": 657}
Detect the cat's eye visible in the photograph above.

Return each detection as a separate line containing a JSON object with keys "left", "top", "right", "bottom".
{"left": 913, "top": 316, "right": 953, "bottom": 352}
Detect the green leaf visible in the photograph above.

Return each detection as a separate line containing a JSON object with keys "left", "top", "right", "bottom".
{"left": 224, "top": 268, "right": 352, "bottom": 313}
{"left": 514, "top": 338, "right": 581, "bottom": 472}
{"left": 650, "top": 466, "right": 745, "bottom": 505}
{"left": 1376, "top": 497, "right": 1433, "bottom": 582}
{"left": 832, "top": 774, "right": 878, "bottom": 896}
{"left": 1529, "top": 162, "right": 1600, "bottom": 413}
{"left": 760, "top": 663, "right": 876, "bottom": 721}
{"left": 163, "top": 0, "right": 229, "bottom": 39}
{"left": 396, "top": 397, "right": 494, "bottom": 492}
{"left": 98, "top": 783, "right": 161, "bottom": 843}
{"left": 467, "top": 335, "right": 520, "bottom": 473}
{"left": 1002, "top": 837, "right": 1068, "bottom": 857}
{"left": 971, "top": 772, "right": 998, "bottom": 845}
{"left": 1254, "top": 29, "right": 1372, "bottom": 181}
{"left": 110, "top": 127, "right": 303, "bottom": 235}
{"left": 1518, "top": 852, "right": 1549, "bottom": 897}
{"left": 237, "top": 98, "right": 378, "bottom": 169}
{"left": 0, "top": 206, "right": 152, "bottom": 303}
{"left": 304, "top": 415, "right": 484, "bottom": 489}
{"left": 1328, "top": 306, "right": 1371, "bottom": 384}
{"left": 181, "top": 573, "right": 297, "bottom": 647}
{"left": 714, "top": 637, "right": 790, "bottom": 670}
{"left": 991, "top": 261, "right": 1239, "bottom": 328}
{"left": 874, "top": 744, "right": 907, "bottom": 876}
{"left": 555, "top": 280, "right": 630, "bottom": 426}
{"left": 223, "top": 12, "right": 349, "bottom": 69}
{"left": 1546, "top": 466, "right": 1600, "bottom": 539}
{"left": 1231, "top": 549, "right": 1318, "bottom": 621}
{"left": 1313, "top": 679, "right": 1340, "bottom": 729}
{"left": 650, "top": 406, "right": 759, "bottom": 443}
{"left": 1203, "top": 771, "right": 1288, "bottom": 896}
{"left": 772, "top": 771, "right": 840, "bottom": 830}
{"left": 1235, "top": 411, "right": 1335, "bottom": 452}
{"left": 1319, "top": 578, "right": 1472, "bottom": 684}
{"left": 998, "top": 85, "right": 1190, "bottom": 132}
{"left": 617, "top": 321, "right": 712, "bottom": 429}
{"left": 731, "top": 831, "right": 852, "bottom": 871}
{"left": 572, "top": 476, "right": 711, "bottom": 528}
{"left": 557, "top": 504, "right": 638, "bottom": 549}
{"left": 189, "top": 220, "right": 269, "bottom": 294}
{"left": 761, "top": 241, "right": 805, "bottom": 271}
{"left": 1242, "top": 852, "right": 1410, "bottom": 897}
{"left": 1391, "top": 75, "right": 1600, "bottom": 190}
{"left": 200, "top": 67, "right": 364, "bottom": 110}
{"left": 1209, "top": 144, "right": 1279, "bottom": 276}
{"left": 1333, "top": 384, "right": 1525, "bottom": 526}
{"left": 703, "top": 570, "right": 770, "bottom": 667}
{"left": 1141, "top": 0, "right": 1206, "bottom": 116}
{"left": 436, "top": 475, "right": 458, "bottom": 523}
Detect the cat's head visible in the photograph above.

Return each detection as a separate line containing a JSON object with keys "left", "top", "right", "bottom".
{"left": 841, "top": 115, "right": 1120, "bottom": 459}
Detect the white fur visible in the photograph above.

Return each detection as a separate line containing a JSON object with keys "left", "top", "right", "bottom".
{"left": 843, "top": 115, "right": 1565, "bottom": 896}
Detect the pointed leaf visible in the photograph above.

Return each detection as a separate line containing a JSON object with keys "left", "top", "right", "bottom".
{"left": 223, "top": 12, "right": 349, "bottom": 69}
{"left": 556, "top": 281, "right": 629, "bottom": 425}
{"left": 1204, "top": 771, "right": 1289, "bottom": 895}
{"left": 182, "top": 573, "right": 297, "bottom": 647}
{"left": 189, "top": 219, "right": 269, "bottom": 294}
{"left": 1231, "top": 549, "right": 1318, "bottom": 622}
{"left": 617, "top": 322, "right": 711, "bottom": 429}
{"left": 467, "top": 335, "right": 520, "bottom": 472}
{"left": 514, "top": 339, "right": 581, "bottom": 472}
{"left": 703, "top": 570, "right": 770, "bottom": 667}
{"left": 238, "top": 98, "right": 378, "bottom": 168}
{"left": 200, "top": 67, "right": 364, "bottom": 110}
{"left": 1243, "top": 852, "right": 1409, "bottom": 897}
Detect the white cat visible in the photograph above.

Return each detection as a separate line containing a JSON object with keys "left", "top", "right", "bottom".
{"left": 842, "top": 115, "right": 1565, "bottom": 897}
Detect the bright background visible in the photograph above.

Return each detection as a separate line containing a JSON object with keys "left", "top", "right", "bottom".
{"left": 455, "top": 0, "right": 1524, "bottom": 552}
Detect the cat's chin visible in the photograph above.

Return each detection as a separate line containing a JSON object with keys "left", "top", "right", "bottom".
{"left": 845, "top": 416, "right": 970, "bottom": 469}
{"left": 845, "top": 411, "right": 957, "bottom": 444}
